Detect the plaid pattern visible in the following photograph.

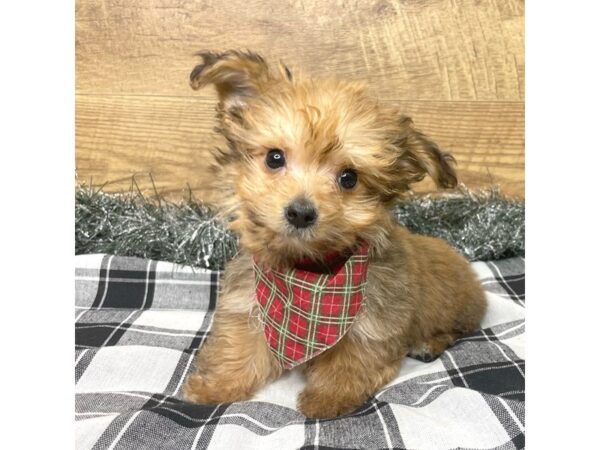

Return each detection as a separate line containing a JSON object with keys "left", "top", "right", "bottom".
{"left": 254, "top": 243, "right": 369, "bottom": 369}
{"left": 75, "top": 253, "right": 525, "bottom": 450}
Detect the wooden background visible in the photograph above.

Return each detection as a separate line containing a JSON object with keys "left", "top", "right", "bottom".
{"left": 76, "top": 0, "right": 524, "bottom": 200}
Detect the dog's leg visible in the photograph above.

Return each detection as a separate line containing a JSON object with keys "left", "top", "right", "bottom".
{"left": 298, "top": 336, "right": 404, "bottom": 418}
{"left": 183, "top": 311, "right": 281, "bottom": 404}
{"left": 408, "top": 331, "right": 463, "bottom": 362}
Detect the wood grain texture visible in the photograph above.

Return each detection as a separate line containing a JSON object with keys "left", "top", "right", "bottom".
{"left": 76, "top": 0, "right": 524, "bottom": 199}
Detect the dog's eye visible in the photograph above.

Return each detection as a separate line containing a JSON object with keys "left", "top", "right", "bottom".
{"left": 338, "top": 169, "right": 358, "bottom": 190}
{"left": 265, "top": 149, "right": 285, "bottom": 170}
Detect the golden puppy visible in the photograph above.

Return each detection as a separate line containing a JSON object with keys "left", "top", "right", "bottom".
{"left": 183, "top": 51, "right": 486, "bottom": 418}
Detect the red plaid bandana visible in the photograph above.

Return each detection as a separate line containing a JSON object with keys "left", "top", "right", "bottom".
{"left": 254, "top": 242, "right": 369, "bottom": 369}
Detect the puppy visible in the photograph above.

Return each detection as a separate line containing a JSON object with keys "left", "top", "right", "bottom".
{"left": 183, "top": 50, "right": 486, "bottom": 419}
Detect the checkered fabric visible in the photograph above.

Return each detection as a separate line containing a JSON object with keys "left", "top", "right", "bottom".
{"left": 75, "top": 254, "right": 525, "bottom": 450}
{"left": 254, "top": 243, "right": 369, "bottom": 369}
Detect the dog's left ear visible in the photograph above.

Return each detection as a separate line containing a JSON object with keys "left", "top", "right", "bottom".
{"left": 190, "top": 50, "right": 271, "bottom": 108}
{"left": 390, "top": 115, "right": 457, "bottom": 190}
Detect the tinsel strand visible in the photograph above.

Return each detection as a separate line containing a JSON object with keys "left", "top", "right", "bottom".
{"left": 75, "top": 185, "right": 524, "bottom": 269}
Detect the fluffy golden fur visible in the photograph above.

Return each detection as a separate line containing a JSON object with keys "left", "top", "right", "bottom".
{"left": 183, "top": 50, "right": 486, "bottom": 418}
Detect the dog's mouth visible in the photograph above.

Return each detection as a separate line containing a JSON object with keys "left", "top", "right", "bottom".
{"left": 283, "top": 223, "right": 317, "bottom": 240}
{"left": 257, "top": 232, "right": 362, "bottom": 273}
{"left": 240, "top": 207, "right": 362, "bottom": 267}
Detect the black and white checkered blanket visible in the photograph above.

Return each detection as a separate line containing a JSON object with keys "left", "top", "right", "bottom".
{"left": 75, "top": 254, "right": 525, "bottom": 450}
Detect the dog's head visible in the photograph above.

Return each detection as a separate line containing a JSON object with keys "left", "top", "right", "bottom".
{"left": 191, "top": 51, "right": 457, "bottom": 267}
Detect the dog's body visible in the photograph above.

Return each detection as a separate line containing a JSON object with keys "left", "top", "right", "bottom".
{"left": 183, "top": 51, "right": 486, "bottom": 418}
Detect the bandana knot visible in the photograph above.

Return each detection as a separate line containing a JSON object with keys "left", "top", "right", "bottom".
{"left": 254, "top": 242, "right": 369, "bottom": 369}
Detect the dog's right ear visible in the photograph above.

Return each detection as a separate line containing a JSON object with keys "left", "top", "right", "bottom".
{"left": 190, "top": 50, "right": 271, "bottom": 108}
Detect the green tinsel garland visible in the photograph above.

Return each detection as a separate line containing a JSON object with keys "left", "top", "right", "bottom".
{"left": 75, "top": 185, "right": 524, "bottom": 270}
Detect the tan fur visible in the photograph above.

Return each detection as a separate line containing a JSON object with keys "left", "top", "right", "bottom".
{"left": 183, "top": 51, "right": 486, "bottom": 418}
{"left": 183, "top": 254, "right": 282, "bottom": 404}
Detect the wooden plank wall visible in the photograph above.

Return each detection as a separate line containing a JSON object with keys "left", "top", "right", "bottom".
{"left": 76, "top": 0, "right": 524, "bottom": 200}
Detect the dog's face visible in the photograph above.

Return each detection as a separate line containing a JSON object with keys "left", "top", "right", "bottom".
{"left": 191, "top": 51, "right": 457, "bottom": 267}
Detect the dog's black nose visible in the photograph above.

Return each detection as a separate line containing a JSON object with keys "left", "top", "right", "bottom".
{"left": 285, "top": 198, "right": 318, "bottom": 229}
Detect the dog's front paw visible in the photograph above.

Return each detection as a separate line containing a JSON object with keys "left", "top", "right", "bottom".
{"left": 297, "top": 389, "right": 364, "bottom": 419}
{"left": 183, "top": 373, "right": 252, "bottom": 404}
